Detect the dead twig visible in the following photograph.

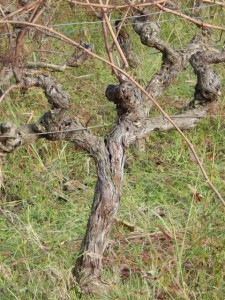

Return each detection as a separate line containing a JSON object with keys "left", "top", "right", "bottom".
{"left": 101, "top": 9, "right": 119, "bottom": 78}
{"left": 99, "top": 0, "right": 129, "bottom": 68}
{"left": 100, "top": 0, "right": 119, "bottom": 78}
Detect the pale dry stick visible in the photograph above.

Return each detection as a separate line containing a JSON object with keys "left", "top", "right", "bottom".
{"left": 155, "top": 3, "right": 225, "bottom": 31}
{"left": 99, "top": 0, "right": 129, "bottom": 68}
{"left": 26, "top": 61, "right": 67, "bottom": 71}
{"left": 67, "top": 0, "right": 169, "bottom": 10}
{"left": 0, "top": 84, "right": 22, "bottom": 103}
{"left": 203, "top": 0, "right": 225, "bottom": 7}
{"left": 0, "top": 20, "right": 224, "bottom": 207}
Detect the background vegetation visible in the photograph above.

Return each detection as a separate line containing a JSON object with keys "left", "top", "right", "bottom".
{"left": 0, "top": 1, "right": 225, "bottom": 299}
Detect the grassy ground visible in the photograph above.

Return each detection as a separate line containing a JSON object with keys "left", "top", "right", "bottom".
{"left": 0, "top": 2, "right": 225, "bottom": 299}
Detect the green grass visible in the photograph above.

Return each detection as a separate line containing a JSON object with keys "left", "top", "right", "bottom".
{"left": 1, "top": 2, "right": 225, "bottom": 299}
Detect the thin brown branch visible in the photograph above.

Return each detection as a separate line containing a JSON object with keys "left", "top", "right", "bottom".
{"left": 101, "top": 11, "right": 119, "bottom": 78}
{"left": 99, "top": 1, "right": 129, "bottom": 68}
{"left": 155, "top": 3, "right": 225, "bottom": 31}
{"left": 115, "top": 6, "right": 132, "bottom": 39}
{"left": 99, "top": 0, "right": 119, "bottom": 77}
{"left": 0, "top": 20, "right": 224, "bottom": 206}
{"left": 14, "top": 0, "right": 48, "bottom": 67}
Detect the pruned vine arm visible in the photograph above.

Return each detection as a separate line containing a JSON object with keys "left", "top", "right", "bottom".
{"left": 0, "top": 74, "right": 102, "bottom": 156}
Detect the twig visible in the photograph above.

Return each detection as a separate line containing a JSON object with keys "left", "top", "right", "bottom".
{"left": 99, "top": 0, "right": 119, "bottom": 77}
{"left": 155, "top": 3, "right": 225, "bottom": 31}
{"left": 99, "top": 0, "right": 129, "bottom": 68}
{"left": 0, "top": 20, "right": 224, "bottom": 206}
{"left": 101, "top": 10, "right": 119, "bottom": 78}
{"left": 14, "top": 0, "right": 46, "bottom": 66}
{"left": 26, "top": 61, "right": 67, "bottom": 71}
{"left": 115, "top": 6, "right": 132, "bottom": 39}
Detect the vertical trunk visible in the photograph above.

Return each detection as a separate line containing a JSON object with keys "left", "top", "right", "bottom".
{"left": 73, "top": 140, "right": 125, "bottom": 294}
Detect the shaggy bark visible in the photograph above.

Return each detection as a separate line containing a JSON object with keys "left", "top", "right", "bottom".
{"left": 0, "top": 7, "right": 225, "bottom": 296}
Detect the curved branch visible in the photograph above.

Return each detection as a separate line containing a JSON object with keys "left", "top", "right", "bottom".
{"left": 133, "top": 20, "right": 178, "bottom": 63}
{"left": 189, "top": 48, "right": 224, "bottom": 107}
